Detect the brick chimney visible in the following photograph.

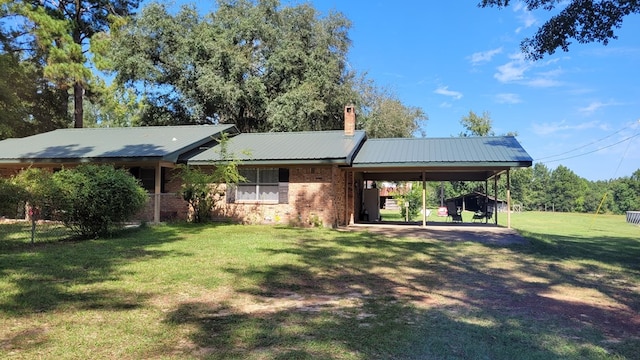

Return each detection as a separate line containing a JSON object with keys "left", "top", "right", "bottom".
{"left": 344, "top": 105, "right": 356, "bottom": 136}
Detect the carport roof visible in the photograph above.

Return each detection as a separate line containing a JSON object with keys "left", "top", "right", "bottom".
{"left": 352, "top": 136, "right": 532, "bottom": 181}
{"left": 353, "top": 136, "right": 533, "bottom": 168}
{"left": 0, "top": 125, "right": 238, "bottom": 164}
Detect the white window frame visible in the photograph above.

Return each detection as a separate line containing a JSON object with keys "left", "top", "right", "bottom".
{"left": 235, "top": 168, "right": 280, "bottom": 203}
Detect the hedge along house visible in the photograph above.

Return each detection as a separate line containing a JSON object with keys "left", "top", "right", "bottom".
{"left": 0, "top": 106, "right": 533, "bottom": 227}
{"left": 0, "top": 125, "right": 239, "bottom": 223}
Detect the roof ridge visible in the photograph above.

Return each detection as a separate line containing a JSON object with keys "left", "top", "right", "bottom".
{"left": 238, "top": 129, "right": 365, "bottom": 136}
{"left": 53, "top": 124, "right": 231, "bottom": 131}
{"left": 367, "top": 135, "right": 512, "bottom": 141}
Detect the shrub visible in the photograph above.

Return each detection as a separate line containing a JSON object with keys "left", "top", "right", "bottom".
{"left": 0, "top": 177, "right": 26, "bottom": 218}
{"left": 10, "top": 168, "right": 60, "bottom": 219}
{"left": 52, "top": 164, "right": 148, "bottom": 238}
{"left": 394, "top": 183, "right": 423, "bottom": 221}
{"left": 177, "top": 136, "right": 245, "bottom": 223}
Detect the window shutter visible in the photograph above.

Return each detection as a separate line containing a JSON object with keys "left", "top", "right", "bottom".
{"left": 226, "top": 184, "right": 236, "bottom": 204}
{"left": 278, "top": 168, "right": 289, "bottom": 204}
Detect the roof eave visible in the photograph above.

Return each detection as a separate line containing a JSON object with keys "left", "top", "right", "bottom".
{"left": 0, "top": 156, "right": 171, "bottom": 165}
{"left": 189, "top": 158, "right": 350, "bottom": 166}
{"left": 352, "top": 161, "right": 532, "bottom": 168}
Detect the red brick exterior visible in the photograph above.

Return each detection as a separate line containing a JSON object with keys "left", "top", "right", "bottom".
{"left": 210, "top": 165, "right": 350, "bottom": 227}
{"left": 1, "top": 164, "right": 354, "bottom": 227}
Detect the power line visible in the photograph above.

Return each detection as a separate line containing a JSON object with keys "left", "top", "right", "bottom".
{"left": 535, "top": 122, "right": 636, "bottom": 161}
{"left": 540, "top": 132, "right": 640, "bottom": 163}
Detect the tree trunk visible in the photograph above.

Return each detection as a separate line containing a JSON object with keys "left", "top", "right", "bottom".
{"left": 72, "top": 3, "right": 83, "bottom": 129}
{"left": 73, "top": 81, "right": 83, "bottom": 128}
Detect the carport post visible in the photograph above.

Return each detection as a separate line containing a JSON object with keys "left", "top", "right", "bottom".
{"left": 494, "top": 175, "right": 498, "bottom": 226}
{"left": 422, "top": 171, "right": 426, "bottom": 227}
{"left": 507, "top": 169, "right": 511, "bottom": 229}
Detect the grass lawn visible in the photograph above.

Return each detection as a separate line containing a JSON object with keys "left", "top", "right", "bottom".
{"left": 1, "top": 212, "right": 638, "bottom": 359}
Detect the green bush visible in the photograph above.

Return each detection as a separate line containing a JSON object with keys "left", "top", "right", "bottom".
{"left": 0, "top": 177, "right": 26, "bottom": 218}
{"left": 52, "top": 164, "right": 148, "bottom": 238}
{"left": 10, "top": 168, "right": 60, "bottom": 219}
{"left": 394, "top": 183, "right": 423, "bottom": 221}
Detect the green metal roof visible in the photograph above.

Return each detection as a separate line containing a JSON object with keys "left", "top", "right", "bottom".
{"left": 0, "top": 125, "right": 238, "bottom": 164}
{"left": 353, "top": 136, "right": 533, "bottom": 168}
{"left": 188, "top": 130, "right": 367, "bottom": 165}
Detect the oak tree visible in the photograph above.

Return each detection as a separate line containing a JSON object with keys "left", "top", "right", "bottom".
{"left": 479, "top": 0, "right": 640, "bottom": 60}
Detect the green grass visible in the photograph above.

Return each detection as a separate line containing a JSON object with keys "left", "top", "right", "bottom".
{"left": 1, "top": 213, "right": 638, "bottom": 359}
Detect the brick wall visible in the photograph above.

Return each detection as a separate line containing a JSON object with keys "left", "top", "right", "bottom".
{"left": 212, "top": 165, "right": 350, "bottom": 227}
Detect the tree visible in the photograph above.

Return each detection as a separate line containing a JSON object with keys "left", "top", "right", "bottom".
{"left": 355, "top": 77, "right": 427, "bottom": 138}
{"left": 479, "top": 0, "right": 640, "bottom": 60}
{"left": 549, "top": 165, "right": 585, "bottom": 212}
{"left": 2, "top": 0, "right": 140, "bottom": 128}
{"left": 460, "top": 110, "right": 494, "bottom": 137}
{"left": 110, "top": 0, "right": 355, "bottom": 132}
{"left": 0, "top": 51, "right": 69, "bottom": 139}
{"left": 84, "top": 81, "right": 143, "bottom": 127}
{"left": 177, "top": 136, "right": 245, "bottom": 223}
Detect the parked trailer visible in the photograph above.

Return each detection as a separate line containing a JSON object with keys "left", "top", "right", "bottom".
{"left": 626, "top": 211, "right": 640, "bottom": 225}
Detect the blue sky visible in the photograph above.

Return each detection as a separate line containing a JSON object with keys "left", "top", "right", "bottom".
{"left": 174, "top": 1, "right": 640, "bottom": 181}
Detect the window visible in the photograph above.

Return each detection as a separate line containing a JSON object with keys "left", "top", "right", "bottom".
{"left": 230, "top": 168, "right": 288, "bottom": 203}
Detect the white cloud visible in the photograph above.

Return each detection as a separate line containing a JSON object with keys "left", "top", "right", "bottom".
{"left": 434, "top": 86, "right": 463, "bottom": 100}
{"left": 524, "top": 78, "right": 563, "bottom": 87}
{"left": 495, "top": 93, "right": 522, "bottom": 104}
{"left": 532, "top": 120, "right": 601, "bottom": 136}
{"left": 495, "top": 53, "right": 564, "bottom": 87}
{"left": 469, "top": 47, "right": 503, "bottom": 65}
{"left": 579, "top": 102, "right": 606, "bottom": 114}
{"left": 494, "top": 54, "right": 530, "bottom": 82}
{"left": 578, "top": 101, "right": 620, "bottom": 115}
{"left": 513, "top": 1, "right": 537, "bottom": 33}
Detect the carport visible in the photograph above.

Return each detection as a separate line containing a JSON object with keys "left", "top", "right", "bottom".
{"left": 347, "top": 136, "right": 533, "bottom": 229}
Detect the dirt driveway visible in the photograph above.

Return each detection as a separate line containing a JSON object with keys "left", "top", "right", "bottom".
{"left": 341, "top": 222, "right": 529, "bottom": 245}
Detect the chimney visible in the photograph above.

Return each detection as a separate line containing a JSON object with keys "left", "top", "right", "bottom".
{"left": 344, "top": 105, "right": 355, "bottom": 136}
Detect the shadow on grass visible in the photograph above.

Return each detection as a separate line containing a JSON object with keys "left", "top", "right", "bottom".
{"left": 165, "top": 298, "right": 574, "bottom": 360}
{"left": 520, "top": 230, "right": 640, "bottom": 271}
{"left": 164, "top": 227, "right": 640, "bottom": 359}
{"left": 0, "top": 225, "right": 186, "bottom": 315}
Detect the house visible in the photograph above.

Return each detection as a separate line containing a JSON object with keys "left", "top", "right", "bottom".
{"left": 0, "top": 106, "right": 533, "bottom": 227}
{"left": 0, "top": 125, "right": 239, "bottom": 222}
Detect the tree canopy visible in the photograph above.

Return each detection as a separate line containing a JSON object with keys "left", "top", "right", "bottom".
{"left": 109, "top": 0, "right": 356, "bottom": 132}
{"left": 459, "top": 110, "right": 494, "bottom": 137}
{"left": 1, "top": 0, "right": 141, "bottom": 128}
{"left": 479, "top": 0, "right": 640, "bottom": 60}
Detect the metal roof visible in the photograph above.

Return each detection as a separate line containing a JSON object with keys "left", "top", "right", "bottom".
{"left": 0, "top": 125, "right": 238, "bottom": 164}
{"left": 353, "top": 136, "right": 533, "bottom": 167}
{"left": 189, "top": 130, "right": 367, "bottom": 165}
